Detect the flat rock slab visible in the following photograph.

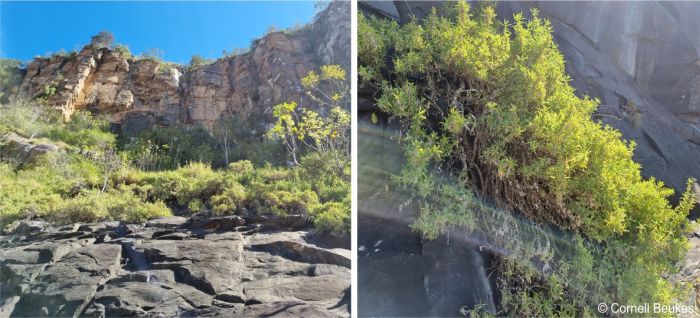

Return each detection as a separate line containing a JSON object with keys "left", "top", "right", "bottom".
{"left": 138, "top": 239, "right": 244, "bottom": 295}
{"left": 1, "top": 216, "right": 351, "bottom": 318}
{"left": 244, "top": 275, "right": 350, "bottom": 303}
{"left": 84, "top": 280, "right": 213, "bottom": 317}
{"left": 144, "top": 216, "right": 189, "bottom": 228}
{"left": 248, "top": 232, "right": 351, "bottom": 268}
{"left": 11, "top": 244, "right": 122, "bottom": 317}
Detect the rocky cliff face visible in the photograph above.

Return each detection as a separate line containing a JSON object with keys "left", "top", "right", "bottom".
{"left": 0, "top": 214, "right": 350, "bottom": 317}
{"left": 11, "top": 1, "right": 350, "bottom": 133}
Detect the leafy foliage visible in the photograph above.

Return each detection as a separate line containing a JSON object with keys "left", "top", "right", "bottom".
{"left": 120, "top": 125, "right": 218, "bottom": 171}
{"left": 0, "top": 100, "right": 348, "bottom": 237}
{"left": 1, "top": 101, "right": 115, "bottom": 149}
{"left": 359, "top": 2, "right": 697, "bottom": 315}
{"left": 121, "top": 114, "right": 286, "bottom": 170}
{"left": 112, "top": 153, "right": 349, "bottom": 236}
{"left": 268, "top": 65, "right": 350, "bottom": 170}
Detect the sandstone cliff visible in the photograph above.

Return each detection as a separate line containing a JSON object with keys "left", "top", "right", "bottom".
{"left": 11, "top": 1, "right": 350, "bottom": 134}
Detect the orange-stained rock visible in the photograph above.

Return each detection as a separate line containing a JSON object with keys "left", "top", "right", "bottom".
{"left": 11, "top": 2, "right": 350, "bottom": 133}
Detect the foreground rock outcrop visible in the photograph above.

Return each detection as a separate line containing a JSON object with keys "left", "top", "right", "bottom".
{"left": 10, "top": 2, "right": 349, "bottom": 133}
{"left": 0, "top": 215, "right": 350, "bottom": 317}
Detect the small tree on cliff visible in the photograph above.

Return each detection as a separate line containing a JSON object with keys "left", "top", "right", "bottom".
{"left": 268, "top": 65, "right": 350, "bottom": 170}
{"left": 90, "top": 31, "right": 115, "bottom": 49}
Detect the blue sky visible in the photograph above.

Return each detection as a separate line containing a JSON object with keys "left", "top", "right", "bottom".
{"left": 0, "top": 1, "right": 317, "bottom": 64}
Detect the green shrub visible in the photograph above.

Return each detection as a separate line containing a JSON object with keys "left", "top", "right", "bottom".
{"left": 50, "top": 186, "right": 171, "bottom": 224}
{"left": 187, "top": 198, "right": 204, "bottom": 212}
{"left": 157, "top": 62, "right": 178, "bottom": 75}
{"left": 0, "top": 163, "right": 62, "bottom": 226}
{"left": 228, "top": 160, "right": 254, "bottom": 175}
{"left": 50, "top": 190, "right": 110, "bottom": 223}
{"left": 211, "top": 181, "right": 247, "bottom": 215}
{"left": 48, "top": 110, "right": 115, "bottom": 150}
{"left": 268, "top": 65, "right": 350, "bottom": 168}
{"left": 0, "top": 99, "right": 348, "bottom": 236}
{"left": 0, "top": 101, "right": 58, "bottom": 140}
{"left": 0, "top": 102, "right": 114, "bottom": 150}
{"left": 188, "top": 55, "right": 212, "bottom": 69}
{"left": 121, "top": 125, "right": 218, "bottom": 170}
{"left": 128, "top": 162, "right": 223, "bottom": 207}
{"left": 311, "top": 201, "right": 349, "bottom": 236}
{"left": 253, "top": 190, "right": 319, "bottom": 216}
{"left": 359, "top": 2, "right": 697, "bottom": 315}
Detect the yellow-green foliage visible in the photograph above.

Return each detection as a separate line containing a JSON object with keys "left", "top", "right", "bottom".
{"left": 359, "top": 2, "right": 696, "bottom": 315}
{"left": 269, "top": 65, "right": 350, "bottom": 168}
{"left": 312, "top": 202, "right": 350, "bottom": 236}
{"left": 51, "top": 186, "right": 170, "bottom": 224}
{"left": 0, "top": 152, "right": 171, "bottom": 226}
{"left": 0, "top": 103, "right": 349, "bottom": 237}
{"left": 117, "top": 154, "right": 349, "bottom": 236}
{"left": 0, "top": 102, "right": 115, "bottom": 150}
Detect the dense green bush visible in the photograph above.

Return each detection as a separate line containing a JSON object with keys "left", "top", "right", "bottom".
{"left": 121, "top": 114, "right": 286, "bottom": 170}
{"left": 50, "top": 187, "right": 170, "bottom": 224}
{"left": 269, "top": 65, "right": 350, "bottom": 169}
{"left": 120, "top": 125, "right": 218, "bottom": 170}
{"left": 114, "top": 154, "right": 349, "bottom": 235}
{"left": 360, "top": 2, "right": 696, "bottom": 315}
{"left": 1, "top": 101, "right": 348, "bottom": 237}
{"left": 0, "top": 102, "right": 114, "bottom": 150}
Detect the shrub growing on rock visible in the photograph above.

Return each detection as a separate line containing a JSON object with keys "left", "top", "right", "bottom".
{"left": 359, "top": 2, "right": 697, "bottom": 315}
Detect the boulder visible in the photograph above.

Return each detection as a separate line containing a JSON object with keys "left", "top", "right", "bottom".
{"left": 6, "top": 220, "right": 49, "bottom": 236}
{"left": 0, "top": 134, "right": 60, "bottom": 166}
